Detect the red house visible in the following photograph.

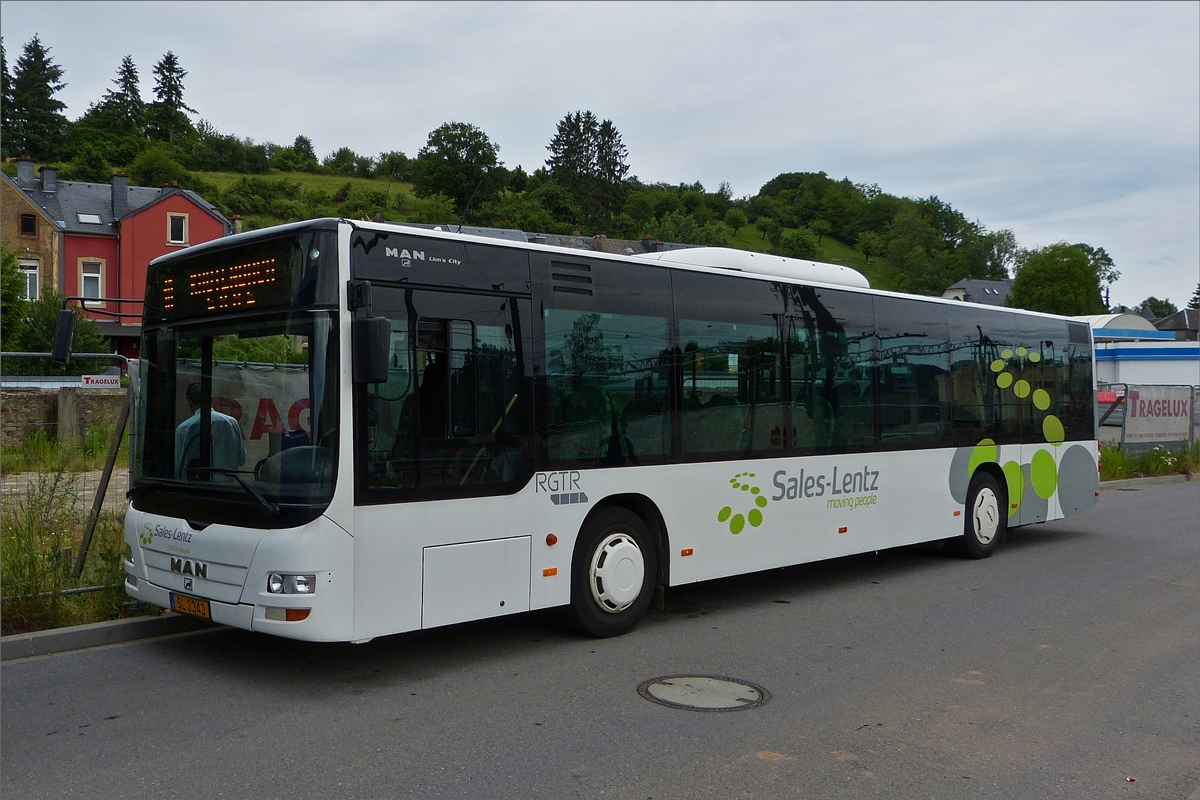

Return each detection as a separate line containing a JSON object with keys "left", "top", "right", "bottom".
{"left": 8, "top": 159, "right": 231, "bottom": 357}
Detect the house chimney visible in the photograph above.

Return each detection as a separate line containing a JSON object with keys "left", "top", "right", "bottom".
{"left": 111, "top": 174, "right": 129, "bottom": 219}
{"left": 233, "top": 215, "right": 243, "bottom": 234}
{"left": 16, "top": 158, "right": 34, "bottom": 184}
{"left": 38, "top": 165, "right": 57, "bottom": 193}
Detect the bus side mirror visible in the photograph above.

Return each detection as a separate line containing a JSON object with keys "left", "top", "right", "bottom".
{"left": 352, "top": 316, "right": 390, "bottom": 383}
{"left": 51, "top": 309, "right": 78, "bottom": 367}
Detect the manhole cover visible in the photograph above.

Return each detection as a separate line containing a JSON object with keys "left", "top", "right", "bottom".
{"left": 637, "top": 675, "right": 770, "bottom": 712}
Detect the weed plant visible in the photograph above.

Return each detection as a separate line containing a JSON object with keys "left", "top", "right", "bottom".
{"left": 0, "top": 458, "right": 146, "bottom": 635}
{"left": 0, "top": 424, "right": 128, "bottom": 474}
{"left": 1099, "top": 441, "right": 1200, "bottom": 482}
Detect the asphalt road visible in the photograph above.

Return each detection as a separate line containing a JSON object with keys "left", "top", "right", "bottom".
{"left": 3, "top": 481, "right": 1197, "bottom": 800}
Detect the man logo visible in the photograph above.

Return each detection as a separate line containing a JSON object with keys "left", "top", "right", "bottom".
{"left": 170, "top": 557, "right": 208, "bottom": 580}
{"left": 384, "top": 247, "right": 425, "bottom": 268}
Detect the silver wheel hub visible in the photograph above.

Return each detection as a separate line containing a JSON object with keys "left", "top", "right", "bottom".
{"left": 589, "top": 533, "right": 645, "bottom": 613}
{"left": 972, "top": 487, "right": 1000, "bottom": 545}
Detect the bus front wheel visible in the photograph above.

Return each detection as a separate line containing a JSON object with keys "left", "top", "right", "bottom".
{"left": 959, "top": 472, "right": 1005, "bottom": 559}
{"left": 568, "top": 507, "right": 657, "bottom": 638}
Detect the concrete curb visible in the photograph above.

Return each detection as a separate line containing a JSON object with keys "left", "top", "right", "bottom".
{"left": 1, "top": 613, "right": 214, "bottom": 662}
{"left": 1100, "top": 472, "right": 1196, "bottom": 490}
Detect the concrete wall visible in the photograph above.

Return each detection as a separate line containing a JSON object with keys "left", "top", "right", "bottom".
{"left": 1, "top": 387, "right": 126, "bottom": 448}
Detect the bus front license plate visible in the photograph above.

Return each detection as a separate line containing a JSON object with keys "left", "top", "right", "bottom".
{"left": 171, "top": 593, "right": 211, "bottom": 620}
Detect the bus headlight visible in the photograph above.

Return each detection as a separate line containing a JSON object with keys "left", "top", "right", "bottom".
{"left": 267, "top": 574, "right": 316, "bottom": 594}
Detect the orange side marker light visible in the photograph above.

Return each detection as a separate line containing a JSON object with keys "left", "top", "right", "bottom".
{"left": 681, "top": 548, "right": 694, "bottom": 557}
{"left": 285, "top": 608, "right": 310, "bottom": 622}
{"left": 953, "top": 510, "right": 962, "bottom": 517}
{"left": 545, "top": 533, "right": 558, "bottom": 546}
{"left": 543, "top": 567, "right": 557, "bottom": 577}
{"left": 838, "top": 526, "right": 848, "bottom": 534}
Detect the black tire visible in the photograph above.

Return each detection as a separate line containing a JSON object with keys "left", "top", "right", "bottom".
{"left": 958, "top": 471, "right": 1005, "bottom": 559}
{"left": 567, "top": 506, "right": 657, "bottom": 638}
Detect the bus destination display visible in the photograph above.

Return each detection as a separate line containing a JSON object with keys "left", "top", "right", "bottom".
{"left": 163, "top": 257, "right": 279, "bottom": 313}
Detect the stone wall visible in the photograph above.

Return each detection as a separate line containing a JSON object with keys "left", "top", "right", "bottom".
{"left": 1, "top": 387, "right": 126, "bottom": 448}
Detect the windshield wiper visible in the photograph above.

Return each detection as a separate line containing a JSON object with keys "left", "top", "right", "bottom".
{"left": 190, "top": 468, "right": 281, "bottom": 518}
{"left": 127, "top": 478, "right": 175, "bottom": 501}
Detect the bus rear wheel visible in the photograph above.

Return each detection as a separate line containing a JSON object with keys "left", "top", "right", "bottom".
{"left": 568, "top": 507, "right": 657, "bottom": 638}
{"left": 958, "top": 472, "right": 1005, "bottom": 559}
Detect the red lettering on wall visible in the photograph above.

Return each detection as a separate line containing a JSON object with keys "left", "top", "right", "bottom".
{"left": 250, "top": 398, "right": 284, "bottom": 440}
{"left": 288, "top": 398, "right": 311, "bottom": 433}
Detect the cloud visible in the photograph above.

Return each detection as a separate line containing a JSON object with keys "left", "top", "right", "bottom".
{"left": 3, "top": 1, "right": 1196, "bottom": 301}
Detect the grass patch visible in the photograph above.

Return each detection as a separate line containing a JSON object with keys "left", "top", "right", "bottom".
{"left": 198, "top": 170, "right": 410, "bottom": 197}
{"left": 0, "top": 425, "right": 128, "bottom": 474}
{"left": 0, "top": 464, "right": 155, "bottom": 636}
{"left": 1099, "top": 441, "right": 1199, "bottom": 481}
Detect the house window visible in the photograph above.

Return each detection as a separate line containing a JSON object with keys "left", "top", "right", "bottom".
{"left": 18, "top": 259, "right": 39, "bottom": 300}
{"left": 80, "top": 260, "right": 104, "bottom": 302}
{"left": 77, "top": 213, "right": 103, "bottom": 225}
{"left": 167, "top": 213, "right": 189, "bottom": 245}
{"left": 20, "top": 214, "right": 36, "bottom": 236}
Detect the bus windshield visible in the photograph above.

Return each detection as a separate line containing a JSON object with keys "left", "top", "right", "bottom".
{"left": 131, "top": 228, "right": 340, "bottom": 527}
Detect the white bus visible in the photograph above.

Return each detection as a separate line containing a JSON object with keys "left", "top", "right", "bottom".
{"left": 124, "top": 219, "right": 1100, "bottom": 642}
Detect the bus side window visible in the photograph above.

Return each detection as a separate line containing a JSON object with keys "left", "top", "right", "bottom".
{"left": 360, "top": 287, "right": 533, "bottom": 500}
{"left": 673, "top": 270, "right": 786, "bottom": 458}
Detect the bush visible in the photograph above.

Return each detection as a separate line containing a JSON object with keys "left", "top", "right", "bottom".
{"left": 1099, "top": 442, "right": 1199, "bottom": 481}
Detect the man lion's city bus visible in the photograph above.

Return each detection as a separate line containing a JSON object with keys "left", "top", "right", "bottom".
{"left": 124, "top": 218, "right": 1099, "bottom": 642}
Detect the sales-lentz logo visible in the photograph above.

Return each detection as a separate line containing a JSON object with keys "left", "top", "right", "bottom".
{"left": 141, "top": 522, "right": 193, "bottom": 546}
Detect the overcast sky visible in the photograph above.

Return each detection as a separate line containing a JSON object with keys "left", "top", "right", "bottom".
{"left": 3, "top": 1, "right": 1197, "bottom": 307}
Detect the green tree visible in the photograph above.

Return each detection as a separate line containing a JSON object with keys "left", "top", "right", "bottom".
{"left": 66, "top": 142, "right": 112, "bottom": 182}
{"left": 1136, "top": 296, "right": 1177, "bottom": 319}
{"left": 323, "top": 146, "right": 374, "bottom": 178}
{"left": 1, "top": 245, "right": 27, "bottom": 348}
{"left": 7, "top": 292, "right": 109, "bottom": 375}
{"left": 781, "top": 227, "right": 819, "bottom": 259}
{"left": 809, "top": 218, "right": 832, "bottom": 243}
{"left": 1007, "top": 243, "right": 1105, "bottom": 315}
{"left": 855, "top": 231, "right": 884, "bottom": 264}
{"left": 97, "top": 55, "right": 145, "bottom": 136}
{"left": 128, "top": 146, "right": 189, "bottom": 187}
{"left": 374, "top": 150, "right": 411, "bottom": 180}
{"left": 271, "top": 135, "right": 320, "bottom": 173}
{"left": 756, "top": 216, "right": 782, "bottom": 248}
{"left": 1189, "top": 283, "right": 1200, "bottom": 310}
{"left": 482, "top": 191, "right": 560, "bottom": 233}
{"left": 545, "top": 110, "right": 630, "bottom": 233}
{"left": 723, "top": 208, "right": 748, "bottom": 236}
{"left": 411, "top": 122, "right": 502, "bottom": 215}
{"left": 7, "top": 35, "right": 68, "bottom": 159}
{"left": 0, "top": 38, "right": 12, "bottom": 157}
{"left": 148, "top": 51, "right": 195, "bottom": 143}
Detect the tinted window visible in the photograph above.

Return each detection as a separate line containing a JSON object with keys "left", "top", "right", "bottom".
{"left": 675, "top": 272, "right": 786, "bottom": 458}
{"left": 351, "top": 229, "right": 530, "bottom": 294}
{"left": 359, "top": 287, "right": 534, "bottom": 501}
{"left": 536, "top": 257, "right": 673, "bottom": 468}
{"left": 874, "top": 296, "right": 951, "bottom": 448}
{"left": 784, "top": 285, "right": 875, "bottom": 451}
{"left": 948, "top": 305, "right": 1021, "bottom": 445}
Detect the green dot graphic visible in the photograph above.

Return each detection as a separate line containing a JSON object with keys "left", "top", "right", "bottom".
{"left": 1014, "top": 379, "right": 1030, "bottom": 398}
{"left": 750, "top": 486, "right": 760, "bottom": 495}
{"left": 755, "top": 495, "right": 768, "bottom": 508}
{"left": 729, "top": 514, "right": 745, "bottom": 534}
{"left": 748, "top": 509, "right": 763, "bottom": 527}
{"left": 1031, "top": 450, "right": 1057, "bottom": 499}
{"left": 730, "top": 478, "right": 737, "bottom": 484}
{"left": 1003, "top": 460, "right": 1024, "bottom": 519}
{"left": 1032, "top": 389, "right": 1051, "bottom": 410}
{"left": 718, "top": 506, "right": 732, "bottom": 522}
{"left": 741, "top": 484, "right": 750, "bottom": 491}
{"left": 1028, "top": 352, "right": 1041, "bottom": 362}
{"left": 1001, "top": 349, "right": 1013, "bottom": 359}
{"left": 997, "top": 372, "right": 1013, "bottom": 389}
{"left": 969, "top": 438, "right": 999, "bottom": 475}
{"left": 748, "top": 473, "right": 756, "bottom": 477}
{"left": 1016, "top": 347, "right": 1027, "bottom": 356}
{"left": 991, "top": 359, "right": 1006, "bottom": 372}
{"left": 1043, "top": 414, "right": 1065, "bottom": 445}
